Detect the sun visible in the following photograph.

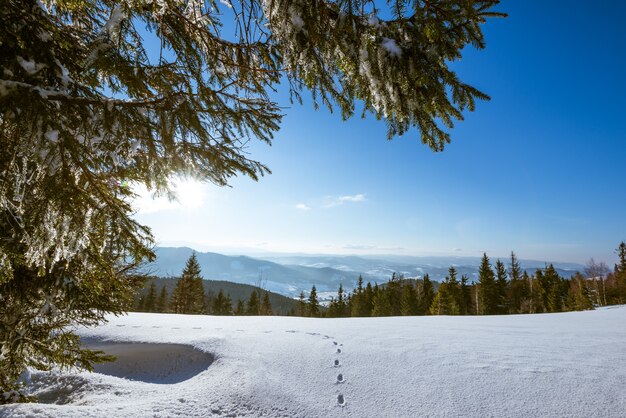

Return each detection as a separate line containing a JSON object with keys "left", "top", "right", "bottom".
{"left": 174, "top": 179, "right": 205, "bottom": 210}
{"left": 132, "top": 178, "right": 207, "bottom": 214}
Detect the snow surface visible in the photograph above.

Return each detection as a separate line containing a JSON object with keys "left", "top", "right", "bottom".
{"left": 2, "top": 307, "right": 626, "bottom": 417}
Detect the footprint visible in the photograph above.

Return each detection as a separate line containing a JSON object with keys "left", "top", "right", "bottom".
{"left": 336, "top": 348, "right": 341, "bottom": 354}
{"left": 192, "top": 327, "right": 202, "bottom": 330}
{"left": 336, "top": 373, "right": 344, "bottom": 383}
{"left": 337, "top": 394, "right": 346, "bottom": 406}
{"left": 333, "top": 341, "right": 338, "bottom": 346}
{"left": 115, "top": 325, "right": 126, "bottom": 327}
{"left": 285, "top": 330, "right": 297, "bottom": 333}
{"left": 334, "top": 359, "right": 340, "bottom": 367}
{"left": 131, "top": 326, "right": 141, "bottom": 328}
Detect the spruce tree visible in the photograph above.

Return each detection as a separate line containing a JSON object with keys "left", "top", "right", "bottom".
{"left": 386, "top": 274, "right": 405, "bottom": 316}
{"left": 544, "top": 264, "right": 564, "bottom": 312}
{"left": 235, "top": 299, "right": 246, "bottom": 316}
{"left": 356, "top": 275, "right": 364, "bottom": 294}
{"left": 533, "top": 269, "right": 546, "bottom": 313}
{"left": 144, "top": 282, "right": 157, "bottom": 313}
{"left": 618, "top": 242, "right": 626, "bottom": 272}
{"left": 419, "top": 274, "right": 435, "bottom": 315}
{"left": 614, "top": 242, "right": 626, "bottom": 303}
{"left": 170, "top": 253, "right": 205, "bottom": 314}
{"left": 478, "top": 253, "right": 497, "bottom": 314}
{"left": 401, "top": 282, "right": 419, "bottom": 316}
{"left": 447, "top": 267, "right": 462, "bottom": 314}
{"left": 350, "top": 284, "right": 362, "bottom": 317}
{"left": 509, "top": 251, "right": 522, "bottom": 281}
{"left": 495, "top": 260, "right": 508, "bottom": 314}
{"left": 260, "top": 291, "right": 273, "bottom": 316}
{"left": 247, "top": 290, "right": 260, "bottom": 315}
{"left": 430, "top": 266, "right": 460, "bottom": 315}
{"left": 328, "top": 284, "right": 346, "bottom": 317}
{"left": 362, "top": 282, "right": 375, "bottom": 317}
{"left": 566, "top": 273, "right": 593, "bottom": 311}
{"left": 430, "top": 290, "right": 443, "bottom": 315}
{"left": 521, "top": 270, "right": 533, "bottom": 314}
{"left": 212, "top": 290, "right": 226, "bottom": 315}
{"left": 372, "top": 285, "right": 392, "bottom": 316}
{"left": 336, "top": 283, "right": 346, "bottom": 317}
{"left": 308, "top": 285, "right": 320, "bottom": 317}
{"left": 223, "top": 293, "right": 233, "bottom": 316}
{"left": 327, "top": 297, "right": 338, "bottom": 318}
{"left": 508, "top": 252, "right": 526, "bottom": 314}
{"left": 459, "top": 275, "right": 473, "bottom": 315}
{"left": 156, "top": 285, "right": 169, "bottom": 313}
{"left": 0, "top": 0, "right": 503, "bottom": 397}
{"left": 297, "top": 291, "right": 307, "bottom": 317}
{"left": 345, "top": 293, "right": 353, "bottom": 316}
{"left": 574, "top": 276, "right": 594, "bottom": 311}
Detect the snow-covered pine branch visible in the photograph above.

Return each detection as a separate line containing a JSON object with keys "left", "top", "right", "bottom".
{"left": 0, "top": 0, "right": 502, "bottom": 401}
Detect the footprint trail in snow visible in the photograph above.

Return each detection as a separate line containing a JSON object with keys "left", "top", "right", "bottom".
{"left": 332, "top": 340, "right": 346, "bottom": 408}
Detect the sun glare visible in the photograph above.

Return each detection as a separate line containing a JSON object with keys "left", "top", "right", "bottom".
{"left": 133, "top": 178, "right": 207, "bottom": 214}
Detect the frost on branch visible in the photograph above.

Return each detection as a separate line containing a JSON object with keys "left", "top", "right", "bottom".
{"left": 380, "top": 37, "right": 402, "bottom": 57}
{"left": 262, "top": 0, "right": 502, "bottom": 149}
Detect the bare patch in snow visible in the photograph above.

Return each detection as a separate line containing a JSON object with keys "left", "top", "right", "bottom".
{"left": 82, "top": 338, "right": 215, "bottom": 384}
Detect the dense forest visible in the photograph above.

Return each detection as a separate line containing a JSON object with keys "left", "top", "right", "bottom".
{"left": 321, "top": 245, "right": 626, "bottom": 318}
{"left": 134, "top": 243, "right": 626, "bottom": 318}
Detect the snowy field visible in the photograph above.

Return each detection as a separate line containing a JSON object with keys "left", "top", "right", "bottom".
{"left": 2, "top": 306, "right": 625, "bottom": 418}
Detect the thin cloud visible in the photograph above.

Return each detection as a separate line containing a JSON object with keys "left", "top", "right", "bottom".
{"left": 343, "top": 244, "right": 376, "bottom": 250}
{"left": 324, "top": 193, "right": 367, "bottom": 208}
{"left": 295, "top": 203, "right": 311, "bottom": 211}
{"left": 343, "top": 244, "right": 405, "bottom": 251}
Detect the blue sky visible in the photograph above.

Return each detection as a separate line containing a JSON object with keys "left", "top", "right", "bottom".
{"left": 134, "top": 1, "right": 626, "bottom": 264}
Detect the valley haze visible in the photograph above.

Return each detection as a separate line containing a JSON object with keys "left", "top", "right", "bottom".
{"left": 147, "top": 247, "right": 585, "bottom": 297}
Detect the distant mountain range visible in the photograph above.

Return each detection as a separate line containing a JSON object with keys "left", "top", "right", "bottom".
{"left": 145, "top": 247, "right": 585, "bottom": 298}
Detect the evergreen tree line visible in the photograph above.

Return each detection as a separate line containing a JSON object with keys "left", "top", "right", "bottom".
{"left": 136, "top": 243, "right": 626, "bottom": 318}
{"left": 312, "top": 243, "right": 626, "bottom": 318}
{"left": 136, "top": 254, "right": 274, "bottom": 316}
{"left": 135, "top": 283, "right": 274, "bottom": 316}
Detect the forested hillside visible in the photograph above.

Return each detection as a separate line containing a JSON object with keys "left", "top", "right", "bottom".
{"left": 133, "top": 277, "right": 300, "bottom": 315}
